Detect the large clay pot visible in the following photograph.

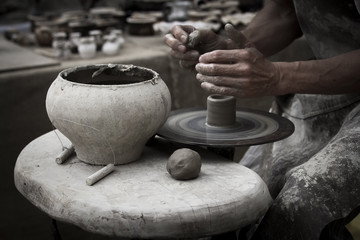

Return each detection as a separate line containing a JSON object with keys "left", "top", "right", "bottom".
{"left": 46, "top": 64, "right": 171, "bottom": 165}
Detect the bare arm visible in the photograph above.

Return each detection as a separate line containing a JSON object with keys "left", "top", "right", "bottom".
{"left": 196, "top": 47, "right": 360, "bottom": 97}
{"left": 276, "top": 49, "right": 360, "bottom": 94}
{"left": 195, "top": 0, "right": 360, "bottom": 96}
{"left": 242, "top": 0, "right": 302, "bottom": 57}
{"left": 163, "top": 0, "right": 301, "bottom": 67}
{"left": 165, "top": 0, "right": 360, "bottom": 96}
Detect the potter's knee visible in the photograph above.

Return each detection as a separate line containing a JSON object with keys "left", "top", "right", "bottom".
{"left": 273, "top": 170, "right": 315, "bottom": 215}
{"left": 251, "top": 189, "right": 319, "bottom": 240}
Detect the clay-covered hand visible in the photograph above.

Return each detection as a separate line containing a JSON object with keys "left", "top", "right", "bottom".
{"left": 195, "top": 47, "right": 282, "bottom": 97}
{"left": 163, "top": 25, "right": 231, "bottom": 68}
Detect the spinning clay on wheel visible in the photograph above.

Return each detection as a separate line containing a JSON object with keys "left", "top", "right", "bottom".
{"left": 167, "top": 148, "right": 201, "bottom": 180}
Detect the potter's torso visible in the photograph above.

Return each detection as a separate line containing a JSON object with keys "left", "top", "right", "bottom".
{"left": 292, "top": 0, "right": 360, "bottom": 59}
{"left": 277, "top": 0, "right": 360, "bottom": 119}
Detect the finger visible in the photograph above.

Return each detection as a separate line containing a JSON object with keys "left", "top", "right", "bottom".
{"left": 164, "top": 33, "right": 187, "bottom": 53}
{"left": 187, "top": 30, "right": 201, "bottom": 48}
{"left": 242, "top": 47, "right": 264, "bottom": 63}
{"left": 196, "top": 74, "right": 246, "bottom": 88}
{"left": 199, "top": 49, "right": 255, "bottom": 64}
{"left": 180, "top": 60, "right": 198, "bottom": 68}
{"left": 225, "top": 23, "right": 254, "bottom": 48}
{"left": 196, "top": 62, "right": 251, "bottom": 77}
{"left": 170, "top": 49, "right": 200, "bottom": 61}
{"left": 171, "top": 25, "right": 196, "bottom": 44}
{"left": 200, "top": 82, "right": 240, "bottom": 96}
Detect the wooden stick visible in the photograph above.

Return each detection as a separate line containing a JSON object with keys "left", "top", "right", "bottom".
{"left": 56, "top": 145, "right": 75, "bottom": 164}
{"left": 86, "top": 164, "right": 115, "bottom": 186}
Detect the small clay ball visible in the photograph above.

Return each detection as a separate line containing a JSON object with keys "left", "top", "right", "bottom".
{"left": 167, "top": 148, "right": 201, "bottom": 180}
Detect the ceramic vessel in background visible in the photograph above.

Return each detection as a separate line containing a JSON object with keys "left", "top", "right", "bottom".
{"left": 45, "top": 64, "right": 171, "bottom": 165}
{"left": 89, "top": 7, "right": 117, "bottom": 19}
{"left": 68, "top": 20, "right": 96, "bottom": 36}
{"left": 52, "top": 32, "right": 71, "bottom": 59}
{"left": 126, "top": 15, "right": 157, "bottom": 36}
{"left": 34, "top": 26, "right": 53, "bottom": 47}
{"left": 61, "top": 10, "right": 88, "bottom": 23}
{"left": 78, "top": 37, "right": 96, "bottom": 59}
{"left": 89, "top": 29, "right": 103, "bottom": 51}
{"left": 102, "top": 34, "right": 119, "bottom": 55}
{"left": 165, "top": 1, "right": 192, "bottom": 21}
{"left": 69, "top": 32, "right": 81, "bottom": 53}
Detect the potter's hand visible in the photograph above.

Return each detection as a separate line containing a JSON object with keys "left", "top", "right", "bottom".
{"left": 195, "top": 47, "right": 282, "bottom": 97}
{"left": 164, "top": 25, "right": 229, "bottom": 68}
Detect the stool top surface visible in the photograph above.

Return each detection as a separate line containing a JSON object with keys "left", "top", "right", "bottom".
{"left": 14, "top": 131, "right": 272, "bottom": 239}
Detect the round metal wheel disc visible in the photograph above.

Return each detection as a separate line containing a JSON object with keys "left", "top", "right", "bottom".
{"left": 157, "top": 108, "right": 295, "bottom": 147}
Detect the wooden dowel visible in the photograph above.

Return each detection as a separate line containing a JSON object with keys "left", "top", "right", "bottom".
{"left": 56, "top": 145, "right": 75, "bottom": 164}
{"left": 86, "top": 164, "right": 115, "bottom": 186}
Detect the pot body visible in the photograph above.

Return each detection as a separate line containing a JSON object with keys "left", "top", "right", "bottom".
{"left": 46, "top": 64, "right": 171, "bottom": 165}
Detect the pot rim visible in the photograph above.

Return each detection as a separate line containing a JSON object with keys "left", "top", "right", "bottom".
{"left": 58, "top": 63, "right": 160, "bottom": 87}
{"left": 126, "top": 16, "right": 157, "bottom": 24}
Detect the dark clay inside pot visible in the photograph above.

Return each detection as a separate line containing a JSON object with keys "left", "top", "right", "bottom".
{"left": 63, "top": 65, "right": 155, "bottom": 85}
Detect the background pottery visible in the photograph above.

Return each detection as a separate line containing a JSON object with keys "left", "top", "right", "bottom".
{"left": 46, "top": 64, "right": 171, "bottom": 165}
{"left": 77, "top": 37, "right": 97, "bottom": 59}
{"left": 126, "top": 16, "right": 157, "bottom": 36}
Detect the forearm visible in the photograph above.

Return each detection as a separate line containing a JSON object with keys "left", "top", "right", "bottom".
{"left": 276, "top": 49, "right": 360, "bottom": 95}
{"left": 242, "top": 0, "right": 302, "bottom": 57}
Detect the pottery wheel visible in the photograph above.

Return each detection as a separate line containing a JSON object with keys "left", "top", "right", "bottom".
{"left": 157, "top": 108, "right": 294, "bottom": 147}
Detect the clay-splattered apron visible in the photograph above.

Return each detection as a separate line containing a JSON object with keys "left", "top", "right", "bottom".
{"left": 240, "top": 0, "right": 360, "bottom": 239}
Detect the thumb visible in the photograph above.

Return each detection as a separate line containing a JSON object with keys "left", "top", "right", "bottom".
{"left": 187, "top": 30, "right": 201, "bottom": 49}
{"left": 225, "top": 23, "right": 254, "bottom": 48}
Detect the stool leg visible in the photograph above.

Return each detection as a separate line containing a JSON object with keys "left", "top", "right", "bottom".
{"left": 51, "top": 219, "right": 62, "bottom": 240}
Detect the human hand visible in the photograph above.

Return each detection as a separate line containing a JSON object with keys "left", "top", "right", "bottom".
{"left": 195, "top": 47, "right": 282, "bottom": 98}
{"left": 163, "top": 25, "right": 229, "bottom": 68}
